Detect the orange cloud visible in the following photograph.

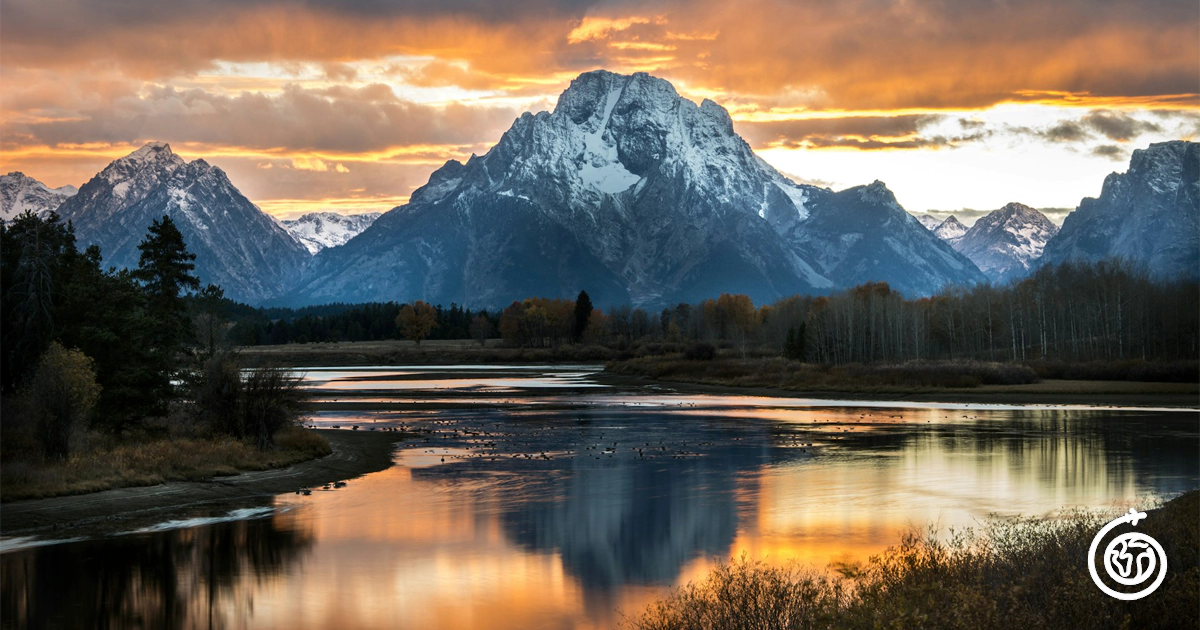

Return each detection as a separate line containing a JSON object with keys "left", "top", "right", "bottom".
{"left": 2, "top": 0, "right": 1197, "bottom": 215}
{"left": 566, "top": 15, "right": 665, "bottom": 44}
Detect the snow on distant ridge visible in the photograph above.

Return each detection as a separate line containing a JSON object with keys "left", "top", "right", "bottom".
{"left": 933, "top": 215, "right": 968, "bottom": 242}
{"left": 283, "top": 211, "right": 382, "bottom": 254}
{"left": 951, "top": 203, "right": 1059, "bottom": 282}
{"left": 1, "top": 172, "right": 78, "bottom": 221}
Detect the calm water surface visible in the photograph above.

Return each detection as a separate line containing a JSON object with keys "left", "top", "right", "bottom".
{"left": 3, "top": 365, "right": 1197, "bottom": 629}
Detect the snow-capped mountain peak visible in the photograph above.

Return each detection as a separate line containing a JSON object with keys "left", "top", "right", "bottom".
{"left": 933, "top": 215, "right": 968, "bottom": 242}
{"left": 914, "top": 213, "right": 943, "bottom": 230}
{"left": 1039, "top": 140, "right": 1198, "bottom": 278}
{"left": 292, "top": 70, "right": 985, "bottom": 307}
{"left": 952, "top": 203, "right": 1059, "bottom": 282}
{"left": 0, "top": 172, "right": 78, "bottom": 221}
{"left": 283, "top": 211, "right": 382, "bottom": 254}
{"left": 55, "top": 143, "right": 311, "bottom": 303}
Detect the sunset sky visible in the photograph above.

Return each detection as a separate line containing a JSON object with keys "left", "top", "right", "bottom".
{"left": 2, "top": 0, "right": 1197, "bottom": 220}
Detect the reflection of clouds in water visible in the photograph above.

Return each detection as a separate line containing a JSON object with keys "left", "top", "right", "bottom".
{"left": 295, "top": 365, "right": 607, "bottom": 392}
{"left": 3, "top": 366, "right": 1196, "bottom": 630}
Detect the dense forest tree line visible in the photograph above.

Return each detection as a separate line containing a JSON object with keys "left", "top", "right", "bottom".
{"left": 226, "top": 300, "right": 499, "bottom": 346}
{"left": 226, "top": 259, "right": 1197, "bottom": 365}
{"left": 1, "top": 211, "right": 304, "bottom": 460}
{"left": 490, "top": 261, "right": 1198, "bottom": 364}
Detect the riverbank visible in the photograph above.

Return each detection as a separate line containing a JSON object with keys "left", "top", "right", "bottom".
{"left": 0, "top": 426, "right": 334, "bottom": 503}
{"left": 238, "top": 338, "right": 619, "bottom": 367}
{"left": 0, "top": 429, "right": 404, "bottom": 537}
{"left": 603, "top": 357, "right": 1200, "bottom": 407}
{"left": 623, "top": 490, "right": 1199, "bottom": 630}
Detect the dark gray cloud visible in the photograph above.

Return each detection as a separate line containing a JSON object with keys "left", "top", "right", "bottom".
{"left": 1, "top": 0, "right": 1196, "bottom": 109}
{"left": 1006, "top": 109, "right": 1192, "bottom": 147}
{"left": 1091, "top": 144, "right": 1128, "bottom": 160}
{"left": 1, "top": 0, "right": 599, "bottom": 39}
{"left": 9, "top": 84, "right": 521, "bottom": 154}
{"left": 1042, "top": 121, "right": 1090, "bottom": 143}
{"left": 1082, "top": 110, "right": 1163, "bottom": 141}
{"left": 737, "top": 114, "right": 991, "bottom": 150}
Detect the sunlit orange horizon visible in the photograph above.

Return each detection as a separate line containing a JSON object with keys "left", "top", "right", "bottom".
{"left": 2, "top": 0, "right": 1196, "bottom": 218}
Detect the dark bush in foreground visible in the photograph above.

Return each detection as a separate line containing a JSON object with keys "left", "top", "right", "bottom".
{"left": 834, "top": 361, "right": 1040, "bottom": 387}
{"left": 623, "top": 491, "right": 1198, "bottom": 630}
{"left": 608, "top": 357, "right": 1040, "bottom": 390}
{"left": 194, "top": 354, "right": 308, "bottom": 449}
{"left": 684, "top": 342, "right": 717, "bottom": 361}
{"left": 1027, "top": 359, "right": 1199, "bottom": 383}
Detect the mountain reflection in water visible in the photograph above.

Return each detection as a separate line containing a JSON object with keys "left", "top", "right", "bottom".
{"left": 2, "top": 366, "right": 1196, "bottom": 630}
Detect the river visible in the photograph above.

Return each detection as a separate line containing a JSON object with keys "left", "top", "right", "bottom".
{"left": 3, "top": 365, "right": 1197, "bottom": 629}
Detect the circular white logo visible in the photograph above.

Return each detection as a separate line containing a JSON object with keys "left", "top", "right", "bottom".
{"left": 1088, "top": 508, "right": 1168, "bottom": 601}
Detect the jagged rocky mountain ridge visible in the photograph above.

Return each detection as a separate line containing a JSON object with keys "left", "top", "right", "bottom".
{"left": 283, "top": 211, "right": 382, "bottom": 254}
{"left": 914, "top": 214, "right": 943, "bottom": 230}
{"left": 951, "top": 203, "right": 1059, "bottom": 282}
{"left": 54, "top": 143, "right": 311, "bottom": 303}
{"left": 1, "top": 172, "right": 78, "bottom": 221}
{"left": 932, "top": 215, "right": 968, "bottom": 242}
{"left": 1039, "top": 141, "right": 1199, "bottom": 279}
{"left": 26, "top": 79, "right": 1190, "bottom": 308}
{"left": 290, "top": 70, "right": 985, "bottom": 308}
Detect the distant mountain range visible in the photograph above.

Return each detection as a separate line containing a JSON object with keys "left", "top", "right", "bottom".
{"left": 4, "top": 73, "right": 1195, "bottom": 307}
{"left": 919, "top": 205, "right": 1060, "bottom": 283}
{"left": 282, "top": 212, "right": 381, "bottom": 254}
{"left": 951, "top": 203, "right": 1059, "bottom": 282}
{"left": 915, "top": 141, "right": 1198, "bottom": 283}
{"left": 289, "top": 70, "right": 982, "bottom": 308}
{"left": 52, "top": 143, "right": 311, "bottom": 304}
{"left": 932, "top": 215, "right": 968, "bottom": 242}
{"left": 0, "top": 172, "right": 77, "bottom": 221}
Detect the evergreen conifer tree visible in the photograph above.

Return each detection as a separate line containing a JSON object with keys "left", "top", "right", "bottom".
{"left": 573, "top": 290, "right": 594, "bottom": 342}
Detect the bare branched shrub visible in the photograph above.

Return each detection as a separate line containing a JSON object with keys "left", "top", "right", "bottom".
{"left": 241, "top": 365, "right": 307, "bottom": 450}
{"left": 193, "top": 354, "right": 307, "bottom": 450}
{"left": 194, "top": 353, "right": 243, "bottom": 437}
{"left": 623, "top": 556, "right": 847, "bottom": 630}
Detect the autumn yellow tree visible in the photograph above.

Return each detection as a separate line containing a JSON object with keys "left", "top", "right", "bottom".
{"left": 396, "top": 301, "right": 438, "bottom": 345}
{"left": 28, "top": 342, "right": 101, "bottom": 460}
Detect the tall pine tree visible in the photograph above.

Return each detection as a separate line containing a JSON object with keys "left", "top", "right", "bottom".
{"left": 135, "top": 215, "right": 200, "bottom": 352}
{"left": 573, "top": 290, "right": 594, "bottom": 342}
{"left": 133, "top": 216, "right": 200, "bottom": 412}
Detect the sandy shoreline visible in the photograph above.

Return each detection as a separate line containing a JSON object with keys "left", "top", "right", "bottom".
{"left": 0, "top": 429, "right": 404, "bottom": 538}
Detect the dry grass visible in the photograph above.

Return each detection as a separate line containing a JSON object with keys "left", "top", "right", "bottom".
{"left": 1027, "top": 359, "right": 1199, "bottom": 383}
{"left": 237, "top": 338, "right": 623, "bottom": 366}
{"left": 608, "top": 356, "right": 1040, "bottom": 391}
{"left": 0, "top": 425, "right": 330, "bottom": 502}
{"left": 623, "top": 491, "right": 1199, "bottom": 630}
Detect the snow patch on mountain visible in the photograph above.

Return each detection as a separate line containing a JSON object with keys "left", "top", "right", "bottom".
{"left": 1039, "top": 141, "right": 1198, "bottom": 279}
{"left": 913, "top": 213, "right": 943, "bottom": 230}
{"left": 0, "top": 172, "right": 78, "bottom": 221}
{"left": 951, "top": 203, "right": 1059, "bottom": 282}
{"left": 933, "top": 215, "right": 968, "bottom": 242}
{"left": 55, "top": 142, "right": 312, "bottom": 303}
{"left": 283, "top": 211, "right": 382, "bottom": 254}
